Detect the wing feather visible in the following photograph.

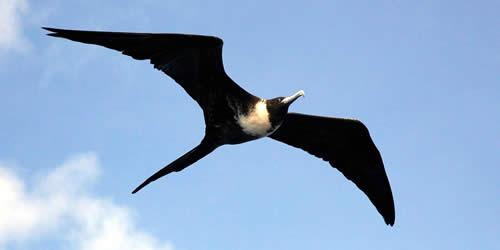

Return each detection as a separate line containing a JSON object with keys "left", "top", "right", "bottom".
{"left": 269, "top": 112, "right": 395, "bottom": 225}
{"left": 43, "top": 27, "right": 249, "bottom": 109}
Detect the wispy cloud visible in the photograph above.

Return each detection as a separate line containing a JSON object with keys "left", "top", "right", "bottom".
{"left": 0, "top": 153, "right": 173, "bottom": 250}
{"left": 0, "top": 0, "right": 29, "bottom": 52}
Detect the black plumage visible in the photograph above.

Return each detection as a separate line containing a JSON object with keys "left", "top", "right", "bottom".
{"left": 43, "top": 27, "right": 395, "bottom": 226}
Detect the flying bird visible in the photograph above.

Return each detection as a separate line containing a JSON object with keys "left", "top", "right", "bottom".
{"left": 43, "top": 27, "right": 395, "bottom": 226}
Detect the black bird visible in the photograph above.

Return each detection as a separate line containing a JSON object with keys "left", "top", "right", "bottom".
{"left": 43, "top": 27, "right": 395, "bottom": 226}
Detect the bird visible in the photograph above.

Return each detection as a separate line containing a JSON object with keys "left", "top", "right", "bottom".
{"left": 43, "top": 27, "right": 395, "bottom": 226}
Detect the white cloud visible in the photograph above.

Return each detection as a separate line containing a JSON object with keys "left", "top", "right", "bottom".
{"left": 0, "top": 0, "right": 29, "bottom": 52}
{"left": 0, "top": 153, "right": 173, "bottom": 250}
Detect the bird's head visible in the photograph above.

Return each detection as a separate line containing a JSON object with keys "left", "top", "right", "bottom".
{"left": 266, "top": 90, "right": 305, "bottom": 125}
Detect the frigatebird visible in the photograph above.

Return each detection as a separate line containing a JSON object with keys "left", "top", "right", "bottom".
{"left": 43, "top": 27, "right": 395, "bottom": 226}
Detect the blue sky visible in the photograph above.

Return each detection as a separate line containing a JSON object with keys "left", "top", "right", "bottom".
{"left": 1, "top": 0, "right": 499, "bottom": 249}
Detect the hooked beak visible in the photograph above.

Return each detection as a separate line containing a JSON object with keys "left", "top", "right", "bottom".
{"left": 281, "top": 90, "right": 305, "bottom": 105}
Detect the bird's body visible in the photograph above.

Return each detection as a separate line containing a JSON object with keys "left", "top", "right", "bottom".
{"left": 44, "top": 27, "right": 395, "bottom": 226}
{"left": 235, "top": 100, "right": 272, "bottom": 137}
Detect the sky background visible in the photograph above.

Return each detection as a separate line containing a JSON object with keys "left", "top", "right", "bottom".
{"left": 1, "top": 0, "right": 499, "bottom": 249}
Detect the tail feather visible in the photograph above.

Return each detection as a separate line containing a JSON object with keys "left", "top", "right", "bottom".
{"left": 132, "top": 139, "right": 218, "bottom": 194}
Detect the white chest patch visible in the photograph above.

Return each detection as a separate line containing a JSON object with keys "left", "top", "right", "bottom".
{"left": 237, "top": 101, "right": 272, "bottom": 137}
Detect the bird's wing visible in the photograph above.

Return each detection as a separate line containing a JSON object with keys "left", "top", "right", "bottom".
{"left": 268, "top": 112, "right": 395, "bottom": 226}
{"left": 132, "top": 137, "right": 219, "bottom": 194}
{"left": 43, "top": 27, "right": 250, "bottom": 110}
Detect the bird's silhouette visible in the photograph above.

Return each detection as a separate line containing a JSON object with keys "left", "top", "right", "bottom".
{"left": 44, "top": 27, "right": 395, "bottom": 226}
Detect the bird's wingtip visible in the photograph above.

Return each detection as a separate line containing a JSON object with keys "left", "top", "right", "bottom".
{"left": 42, "top": 27, "right": 57, "bottom": 32}
{"left": 42, "top": 27, "right": 62, "bottom": 37}
{"left": 385, "top": 215, "right": 395, "bottom": 226}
